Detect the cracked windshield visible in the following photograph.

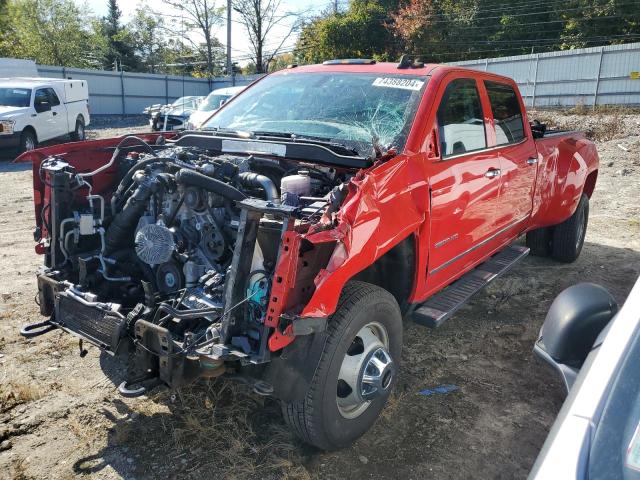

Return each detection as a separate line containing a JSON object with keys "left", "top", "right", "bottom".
{"left": 202, "top": 72, "right": 426, "bottom": 153}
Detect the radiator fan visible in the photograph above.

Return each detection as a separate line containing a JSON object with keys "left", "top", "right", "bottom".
{"left": 135, "top": 223, "right": 175, "bottom": 265}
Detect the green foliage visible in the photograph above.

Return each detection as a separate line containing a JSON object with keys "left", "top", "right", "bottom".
{"left": 296, "top": 1, "right": 395, "bottom": 64}
{"left": 295, "top": 0, "right": 640, "bottom": 65}
{"left": 2, "top": 0, "right": 104, "bottom": 67}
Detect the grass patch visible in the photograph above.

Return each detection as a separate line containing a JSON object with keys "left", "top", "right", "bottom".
{"left": 0, "top": 377, "right": 43, "bottom": 413}
{"left": 117, "top": 378, "right": 310, "bottom": 479}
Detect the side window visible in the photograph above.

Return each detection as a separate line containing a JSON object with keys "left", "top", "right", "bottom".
{"left": 484, "top": 81, "right": 525, "bottom": 146}
{"left": 34, "top": 89, "right": 49, "bottom": 107}
{"left": 436, "top": 78, "right": 486, "bottom": 158}
{"left": 34, "top": 89, "right": 51, "bottom": 112}
{"left": 46, "top": 88, "right": 60, "bottom": 106}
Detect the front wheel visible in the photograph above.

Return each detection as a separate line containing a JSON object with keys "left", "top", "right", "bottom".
{"left": 551, "top": 193, "right": 589, "bottom": 263}
{"left": 282, "top": 281, "right": 402, "bottom": 450}
{"left": 19, "top": 129, "right": 37, "bottom": 152}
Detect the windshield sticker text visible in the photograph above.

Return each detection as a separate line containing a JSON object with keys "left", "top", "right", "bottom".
{"left": 372, "top": 77, "right": 424, "bottom": 91}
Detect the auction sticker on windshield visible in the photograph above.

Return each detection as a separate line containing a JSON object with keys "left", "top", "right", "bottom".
{"left": 372, "top": 77, "right": 424, "bottom": 91}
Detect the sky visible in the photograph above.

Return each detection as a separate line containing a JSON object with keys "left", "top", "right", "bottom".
{"left": 77, "top": 0, "right": 338, "bottom": 65}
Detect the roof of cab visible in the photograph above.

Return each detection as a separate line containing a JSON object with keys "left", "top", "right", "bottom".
{"left": 273, "top": 61, "right": 442, "bottom": 77}
{"left": 269, "top": 61, "right": 520, "bottom": 87}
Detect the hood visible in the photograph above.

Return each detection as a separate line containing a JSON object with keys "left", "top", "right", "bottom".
{"left": 0, "top": 105, "right": 30, "bottom": 118}
{"left": 166, "top": 107, "right": 195, "bottom": 117}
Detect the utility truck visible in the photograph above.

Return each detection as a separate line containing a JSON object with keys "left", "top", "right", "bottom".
{"left": 0, "top": 77, "right": 90, "bottom": 152}
{"left": 17, "top": 59, "right": 598, "bottom": 450}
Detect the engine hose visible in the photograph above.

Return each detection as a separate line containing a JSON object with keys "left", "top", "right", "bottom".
{"left": 110, "top": 249, "right": 158, "bottom": 291}
{"left": 80, "top": 135, "right": 157, "bottom": 178}
{"left": 111, "top": 158, "right": 177, "bottom": 216}
{"left": 235, "top": 172, "right": 279, "bottom": 202}
{"left": 175, "top": 168, "right": 247, "bottom": 202}
{"left": 104, "top": 175, "right": 160, "bottom": 254}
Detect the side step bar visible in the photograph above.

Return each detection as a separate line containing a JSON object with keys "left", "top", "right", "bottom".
{"left": 413, "top": 245, "right": 530, "bottom": 328}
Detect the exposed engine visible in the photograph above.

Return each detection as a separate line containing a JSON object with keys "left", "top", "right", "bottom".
{"left": 31, "top": 135, "right": 352, "bottom": 393}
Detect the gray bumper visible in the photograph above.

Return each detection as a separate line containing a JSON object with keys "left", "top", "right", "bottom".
{"left": 0, "top": 132, "right": 20, "bottom": 148}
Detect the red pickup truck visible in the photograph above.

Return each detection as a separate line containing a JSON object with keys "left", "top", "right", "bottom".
{"left": 18, "top": 59, "right": 598, "bottom": 450}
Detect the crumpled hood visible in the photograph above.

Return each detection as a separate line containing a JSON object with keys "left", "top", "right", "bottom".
{"left": 0, "top": 105, "right": 30, "bottom": 119}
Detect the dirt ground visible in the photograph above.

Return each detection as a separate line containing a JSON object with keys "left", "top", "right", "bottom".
{"left": 0, "top": 110, "right": 639, "bottom": 480}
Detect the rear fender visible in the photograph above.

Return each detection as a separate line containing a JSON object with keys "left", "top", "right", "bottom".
{"left": 530, "top": 135, "right": 599, "bottom": 228}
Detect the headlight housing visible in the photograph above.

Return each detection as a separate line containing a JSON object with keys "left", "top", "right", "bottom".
{"left": 0, "top": 120, "right": 15, "bottom": 135}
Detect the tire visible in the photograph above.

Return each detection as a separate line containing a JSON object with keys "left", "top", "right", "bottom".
{"left": 551, "top": 194, "right": 589, "bottom": 263}
{"left": 526, "top": 227, "right": 552, "bottom": 257}
{"left": 282, "top": 281, "right": 402, "bottom": 450}
{"left": 70, "top": 117, "right": 85, "bottom": 141}
{"left": 19, "top": 129, "right": 37, "bottom": 152}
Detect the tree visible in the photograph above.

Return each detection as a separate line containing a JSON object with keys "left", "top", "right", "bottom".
{"left": 4, "top": 0, "right": 102, "bottom": 67}
{"left": 103, "top": 0, "right": 139, "bottom": 70}
{"left": 233, "top": 0, "right": 299, "bottom": 73}
{"left": 0, "top": 0, "right": 10, "bottom": 57}
{"left": 159, "top": 0, "right": 224, "bottom": 77}
{"left": 296, "top": 0, "right": 395, "bottom": 65}
{"left": 130, "top": 8, "right": 166, "bottom": 73}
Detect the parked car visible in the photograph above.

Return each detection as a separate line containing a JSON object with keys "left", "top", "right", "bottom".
{"left": 0, "top": 77, "right": 90, "bottom": 152}
{"left": 530, "top": 276, "right": 640, "bottom": 479}
{"left": 186, "top": 86, "right": 246, "bottom": 129}
{"left": 17, "top": 59, "right": 599, "bottom": 451}
{"left": 144, "top": 96, "right": 203, "bottom": 131}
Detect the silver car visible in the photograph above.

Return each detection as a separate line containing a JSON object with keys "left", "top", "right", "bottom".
{"left": 531, "top": 275, "right": 640, "bottom": 478}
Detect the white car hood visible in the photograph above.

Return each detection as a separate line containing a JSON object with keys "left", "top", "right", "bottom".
{"left": 0, "top": 105, "right": 30, "bottom": 119}
{"left": 189, "top": 109, "right": 217, "bottom": 128}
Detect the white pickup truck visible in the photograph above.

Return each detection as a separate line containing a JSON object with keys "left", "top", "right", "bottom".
{"left": 0, "top": 77, "right": 90, "bottom": 152}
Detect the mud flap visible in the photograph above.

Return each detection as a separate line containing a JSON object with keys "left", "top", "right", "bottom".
{"left": 262, "top": 329, "right": 328, "bottom": 403}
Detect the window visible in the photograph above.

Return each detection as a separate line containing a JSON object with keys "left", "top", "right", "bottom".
{"left": 484, "top": 81, "right": 525, "bottom": 145}
{"left": 45, "top": 88, "right": 60, "bottom": 106}
{"left": 437, "top": 79, "right": 486, "bottom": 157}
{"left": 34, "top": 89, "right": 49, "bottom": 109}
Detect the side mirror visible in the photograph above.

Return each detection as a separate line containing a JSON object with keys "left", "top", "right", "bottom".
{"left": 35, "top": 101, "right": 51, "bottom": 113}
{"left": 219, "top": 99, "right": 227, "bottom": 108}
{"left": 534, "top": 283, "right": 617, "bottom": 392}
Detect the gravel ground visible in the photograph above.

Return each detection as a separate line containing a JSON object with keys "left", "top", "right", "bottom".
{"left": 0, "top": 111, "right": 639, "bottom": 479}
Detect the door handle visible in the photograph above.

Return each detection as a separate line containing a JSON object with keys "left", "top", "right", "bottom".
{"left": 527, "top": 157, "right": 538, "bottom": 165}
{"left": 485, "top": 168, "right": 501, "bottom": 178}
{"left": 52, "top": 111, "right": 57, "bottom": 116}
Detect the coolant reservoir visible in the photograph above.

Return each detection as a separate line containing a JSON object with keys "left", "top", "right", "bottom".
{"left": 280, "top": 171, "right": 311, "bottom": 205}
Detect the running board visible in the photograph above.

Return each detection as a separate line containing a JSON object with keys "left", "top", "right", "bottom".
{"left": 413, "top": 245, "right": 530, "bottom": 328}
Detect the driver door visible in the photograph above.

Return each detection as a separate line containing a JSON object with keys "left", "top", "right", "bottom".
{"left": 426, "top": 76, "right": 502, "bottom": 287}
{"left": 33, "top": 88, "right": 55, "bottom": 141}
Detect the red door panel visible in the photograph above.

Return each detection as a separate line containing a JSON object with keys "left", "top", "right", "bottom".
{"left": 427, "top": 150, "right": 502, "bottom": 275}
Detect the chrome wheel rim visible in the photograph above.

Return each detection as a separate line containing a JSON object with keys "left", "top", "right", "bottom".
{"left": 336, "top": 321, "right": 395, "bottom": 419}
{"left": 24, "top": 136, "right": 35, "bottom": 151}
{"left": 78, "top": 122, "right": 85, "bottom": 140}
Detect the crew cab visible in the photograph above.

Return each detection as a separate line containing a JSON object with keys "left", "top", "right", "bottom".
{"left": 0, "top": 77, "right": 90, "bottom": 152}
{"left": 16, "top": 59, "right": 598, "bottom": 451}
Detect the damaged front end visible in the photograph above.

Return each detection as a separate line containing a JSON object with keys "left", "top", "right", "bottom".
{"left": 23, "top": 134, "right": 359, "bottom": 396}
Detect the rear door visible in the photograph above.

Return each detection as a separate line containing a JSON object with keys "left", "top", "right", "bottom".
{"left": 483, "top": 80, "right": 538, "bottom": 228}
{"left": 427, "top": 76, "right": 502, "bottom": 279}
